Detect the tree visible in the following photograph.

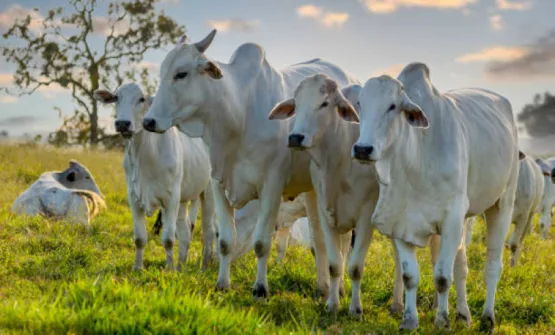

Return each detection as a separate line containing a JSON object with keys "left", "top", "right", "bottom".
{"left": 518, "top": 92, "right": 555, "bottom": 137}
{"left": 1, "top": 0, "right": 184, "bottom": 146}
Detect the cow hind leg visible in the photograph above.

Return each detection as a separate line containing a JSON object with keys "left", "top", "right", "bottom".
{"left": 395, "top": 239, "right": 420, "bottom": 331}
{"left": 429, "top": 234, "right": 441, "bottom": 310}
{"left": 454, "top": 239, "right": 471, "bottom": 326}
{"left": 509, "top": 212, "right": 530, "bottom": 267}
{"left": 275, "top": 226, "right": 290, "bottom": 263}
{"left": 339, "top": 231, "right": 352, "bottom": 298}
{"left": 175, "top": 203, "right": 191, "bottom": 271}
{"left": 348, "top": 220, "right": 374, "bottom": 317}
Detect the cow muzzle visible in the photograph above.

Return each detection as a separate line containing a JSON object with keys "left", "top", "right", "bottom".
{"left": 115, "top": 120, "right": 133, "bottom": 138}
{"left": 353, "top": 144, "right": 374, "bottom": 162}
{"left": 288, "top": 133, "right": 306, "bottom": 149}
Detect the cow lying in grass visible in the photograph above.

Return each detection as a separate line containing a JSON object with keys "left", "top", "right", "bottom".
{"left": 95, "top": 83, "right": 215, "bottom": 271}
{"left": 12, "top": 160, "right": 105, "bottom": 225}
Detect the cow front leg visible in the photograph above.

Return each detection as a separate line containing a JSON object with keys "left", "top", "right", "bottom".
{"left": 304, "top": 190, "right": 330, "bottom": 300}
{"left": 390, "top": 238, "right": 404, "bottom": 315}
{"left": 319, "top": 220, "right": 343, "bottom": 314}
{"left": 348, "top": 219, "right": 374, "bottom": 317}
{"left": 129, "top": 197, "right": 147, "bottom": 271}
{"left": 251, "top": 180, "right": 283, "bottom": 300}
{"left": 161, "top": 198, "right": 180, "bottom": 270}
{"left": 395, "top": 239, "right": 420, "bottom": 331}
{"left": 212, "top": 179, "right": 236, "bottom": 290}
{"left": 434, "top": 200, "right": 467, "bottom": 329}
{"left": 339, "top": 231, "right": 352, "bottom": 298}
{"left": 275, "top": 226, "right": 290, "bottom": 263}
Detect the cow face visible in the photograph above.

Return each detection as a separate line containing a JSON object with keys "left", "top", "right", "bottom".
{"left": 268, "top": 74, "right": 359, "bottom": 149}
{"left": 143, "top": 30, "right": 222, "bottom": 136}
{"left": 351, "top": 75, "right": 429, "bottom": 162}
{"left": 60, "top": 160, "right": 104, "bottom": 198}
{"left": 94, "top": 83, "right": 151, "bottom": 139}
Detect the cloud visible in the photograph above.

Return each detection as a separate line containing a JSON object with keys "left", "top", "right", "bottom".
{"left": 0, "top": 96, "right": 18, "bottom": 104}
{"left": 359, "top": 0, "right": 476, "bottom": 14}
{"left": 490, "top": 15, "right": 503, "bottom": 31}
{"left": 0, "top": 5, "right": 44, "bottom": 33}
{"left": 297, "top": 5, "right": 350, "bottom": 28}
{"left": 0, "top": 73, "right": 13, "bottom": 86}
{"left": 136, "top": 61, "right": 160, "bottom": 72}
{"left": 0, "top": 116, "right": 40, "bottom": 126}
{"left": 92, "top": 16, "right": 131, "bottom": 36}
{"left": 486, "top": 30, "right": 555, "bottom": 81}
{"left": 206, "top": 19, "right": 259, "bottom": 33}
{"left": 456, "top": 46, "right": 528, "bottom": 63}
{"left": 37, "top": 82, "right": 67, "bottom": 99}
{"left": 496, "top": 0, "right": 533, "bottom": 11}
{"left": 372, "top": 64, "right": 405, "bottom": 77}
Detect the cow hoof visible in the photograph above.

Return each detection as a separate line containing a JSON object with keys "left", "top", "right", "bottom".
{"left": 316, "top": 287, "right": 329, "bottom": 301}
{"left": 480, "top": 313, "right": 495, "bottom": 332}
{"left": 133, "top": 265, "right": 143, "bottom": 272}
{"left": 457, "top": 311, "right": 472, "bottom": 327}
{"left": 389, "top": 302, "right": 404, "bottom": 315}
{"left": 349, "top": 304, "right": 363, "bottom": 317}
{"left": 252, "top": 283, "right": 269, "bottom": 300}
{"left": 399, "top": 315, "right": 418, "bottom": 331}
{"left": 215, "top": 279, "right": 230, "bottom": 291}
{"left": 326, "top": 302, "right": 340, "bottom": 314}
{"left": 434, "top": 311, "right": 450, "bottom": 329}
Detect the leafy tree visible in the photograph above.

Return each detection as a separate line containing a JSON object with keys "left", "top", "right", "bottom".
{"left": 518, "top": 92, "right": 555, "bottom": 137}
{"left": 1, "top": 0, "right": 184, "bottom": 146}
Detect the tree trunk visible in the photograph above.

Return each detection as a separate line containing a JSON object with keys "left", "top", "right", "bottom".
{"left": 90, "top": 104, "right": 99, "bottom": 146}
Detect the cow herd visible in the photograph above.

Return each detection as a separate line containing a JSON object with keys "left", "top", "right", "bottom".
{"left": 11, "top": 29, "right": 555, "bottom": 331}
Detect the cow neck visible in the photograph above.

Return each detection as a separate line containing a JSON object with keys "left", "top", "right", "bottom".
{"left": 198, "top": 63, "right": 247, "bottom": 182}
{"left": 309, "top": 112, "right": 355, "bottom": 172}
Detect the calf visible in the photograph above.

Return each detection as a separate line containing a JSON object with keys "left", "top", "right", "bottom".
{"left": 347, "top": 63, "right": 521, "bottom": 330}
{"left": 12, "top": 160, "right": 104, "bottom": 225}
{"left": 94, "top": 83, "right": 215, "bottom": 271}
{"left": 536, "top": 158, "right": 555, "bottom": 239}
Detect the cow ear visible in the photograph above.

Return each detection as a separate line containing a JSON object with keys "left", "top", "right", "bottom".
{"left": 401, "top": 92, "right": 429, "bottom": 128}
{"left": 269, "top": 98, "right": 296, "bottom": 120}
{"left": 519, "top": 151, "right": 526, "bottom": 160}
{"left": 199, "top": 60, "right": 223, "bottom": 80}
{"left": 94, "top": 90, "right": 117, "bottom": 104}
{"left": 536, "top": 158, "right": 552, "bottom": 176}
{"left": 67, "top": 171, "right": 76, "bottom": 182}
{"left": 336, "top": 93, "right": 359, "bottom": 123}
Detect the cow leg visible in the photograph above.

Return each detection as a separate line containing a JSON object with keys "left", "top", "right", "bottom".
{"left": 175, "top": 203, "right": 191, "bottom": 271}
{"left": 395, "top": 239, "right": 420, "bottom": 331}
{"left": 319, "top": 221, "right": 343, "bottom": 314}
{"left": 509, "top": 212, "right": 529, "bottom": 267}
{"left": 390, "top": 239, "right": 404, "bottom": 315}
{"left": 275, "top": 226, "right": 290, "bottom": 263}
{"left": 304, "top": 190, "right": 330, "bottom": 300}
{"left": 129, "top": 198, "right": 147, "bottom": 271}
{"left": 188, "top": 197, "right": 200, "bottom": 234}
{"left": 251, "top": 180, "right": 283, "bottom": 300}
{"left": 212, "top": 180, "right": 236, "bottom": 290}
{"left": 200, "top": 187, "right": 216, "bottom": 270}
{"left": 434, "top": 200, "right": 466, "bottom": 329}
{"left": 348, "top": 218, "right": 374, "bottom": 317}
{"left": 161, "top": 198, "right": 180, "bottom": 271}
{"left": 465, "top": 217, "right": 475, "bottom": 250}
{"left": 338, "top": 231, "right": 351, "bottom": 298}
{"left": 429, "top": 234, "right": 440, "bottom": 310}
{"left": 482, "top": 197, "right": 513, "bottom": 331}
{"left": 454, "top": 240, "right": 471, "bottom": 326}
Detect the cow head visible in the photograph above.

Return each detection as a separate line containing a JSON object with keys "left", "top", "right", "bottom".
{"left": 59, "top": 160, "right": 104, "bottom": 198}
{"left": 268, "top": 74, "right": 359, "bottom": 149}
{"left": 351, "top": 75, "right": 429, "bottom": 162}
{"left": 143, "top": 29, "right": 222, "bottom": 136}
{"left": 94, "top": 83, "right": 152, "bottom": 139}
{"left": 535, "top": 158, "right": 553, "bottom": 178}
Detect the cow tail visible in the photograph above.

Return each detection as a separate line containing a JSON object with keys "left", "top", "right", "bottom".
{"left": 152, "top": 210, "right": 163, "bottom": 235}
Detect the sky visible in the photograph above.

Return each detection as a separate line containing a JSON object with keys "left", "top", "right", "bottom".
{"left": 0, "top": 0, "right": 554, "bottom": 141}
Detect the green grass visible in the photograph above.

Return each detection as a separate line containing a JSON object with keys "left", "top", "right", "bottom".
{"left": 0, "top": 143, "right": 554, "bottom": 334}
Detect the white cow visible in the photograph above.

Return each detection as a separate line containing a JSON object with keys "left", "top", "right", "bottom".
{"left": 505, "top": 156, "right": 546, "bottom": 266}
{"left": 94, "top": 83, "right": 215, "bottom": 271}
{"left": 537, "top": 157, "right": 555, "bottom": 239}
{"left": 142, "top": 30, "right": 358, "bottom": 299}
{"left": 269, "top": 75, "right": 374, "bottom": 314}
{"left": 346, "top": 63, "right": 521, "bottom": 330}
{"left": 12, "top": 160, "right": 105, "bottom": 225}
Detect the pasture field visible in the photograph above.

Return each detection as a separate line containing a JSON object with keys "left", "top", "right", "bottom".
{"left": 0, "top": 144, "right": 553, "bottom": 334}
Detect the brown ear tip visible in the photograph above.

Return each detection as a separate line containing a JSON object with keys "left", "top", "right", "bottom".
{"left": 519, "top": 151, "right": 526, "bottom": 160}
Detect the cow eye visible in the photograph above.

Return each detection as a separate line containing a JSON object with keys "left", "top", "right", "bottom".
{"left": 388, "top": 104, "right": 396, "bottom": 112}
{"left": 85, "top": 176, "right": 91, "bottom": 180}
{"left": 138, "top": 97, "right": 145, "bottom": 104}
{"left": 320, "top": 101, "right": 329, "bottom": 108}
{"left": 174, "top": 72, "right": 188, "bottom": 80}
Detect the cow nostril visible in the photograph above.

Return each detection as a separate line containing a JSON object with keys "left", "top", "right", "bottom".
{"left": 115, "top": 120, "right": 132, "bottom": 132}
{"left": 353, "top": 145, "right": 374, "bottom": 160}
{"left": 288, "top": 134, "right": 305, "bottom": 148}
{"left": 143, "top": 118, "right": 156, "bottom": 131}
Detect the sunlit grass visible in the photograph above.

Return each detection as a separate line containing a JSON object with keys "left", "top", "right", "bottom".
{"left": 0, "top": 144, "right": 553, "bottom": 334}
